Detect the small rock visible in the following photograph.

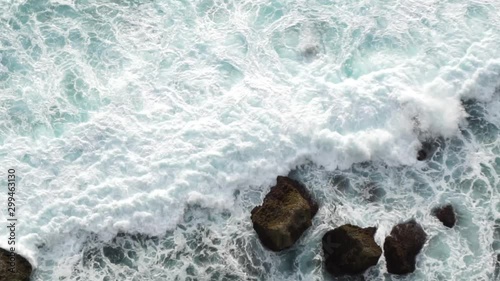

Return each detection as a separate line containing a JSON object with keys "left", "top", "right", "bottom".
{"left": 322, "top": 224, "right": 382, "bottom": 276}
{"left": 303, "top": 45, "right": 320, "bottom": 60}
{"left": 416, "top": 139, "right": 443, "bottom": 161}
{"left": 251, "top": 176, "right": 318, "bottom": 251}
{"left": 417, "top": 150, "right": 427, "bottom": 161}
{"left": 0, "top": 248, "right": 33, "bottom": 281}
{"left": 384, "top": 220, "right": 427, "bottom": 274}
{"left": 432, "top": 204, "right": 456, "bottom": 228}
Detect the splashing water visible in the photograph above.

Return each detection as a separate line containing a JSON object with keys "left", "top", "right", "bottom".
{"left": 0, "top": 0, "right": 499, "bottom": 280}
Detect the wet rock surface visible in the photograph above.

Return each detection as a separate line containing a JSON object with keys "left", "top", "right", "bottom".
{"left": 416, "top": 138, "right": 443, "bottom": 161}
{"left": 251, "top": 176, "right": 318, "bottom": 251}
{"left": 322, "top": 224, "right": 382, "bottom": 276}
{"left": 432, "top": 204, "right": 456, "bottom": 228}
{"left": 384, "top": 220, "right": 427, "bottom": 274}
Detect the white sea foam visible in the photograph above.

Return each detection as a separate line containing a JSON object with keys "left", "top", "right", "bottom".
{"left": 0, "top": 0, "right": 499, "bottom": 280}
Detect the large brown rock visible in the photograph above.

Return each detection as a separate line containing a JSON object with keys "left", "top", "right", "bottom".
{"left": 432, "top": 204, "right": 456, "bottom": 228}
{"left": 384, "top": 220, "right": 427, "bottom": 274}
{"left": 251, "top": 176, "right": 318, "bottom": 251}
{"left": 0, "top": 248, "right": 33, "bottom": 281}
{"left": 322, "top": 224, "right": 382, "bottom": 276}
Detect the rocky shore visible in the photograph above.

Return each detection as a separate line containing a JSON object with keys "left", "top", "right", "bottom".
{"left": 251, "top": 174, "right": 461, "bottom": 277}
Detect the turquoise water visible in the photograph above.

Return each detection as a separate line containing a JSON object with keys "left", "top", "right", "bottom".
{"left": 0, "top": 0, "right": 499, "bottom": 280}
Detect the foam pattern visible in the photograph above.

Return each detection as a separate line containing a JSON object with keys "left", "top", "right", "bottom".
{"left": 0, "top": 0, "right": 499, "bottom": 280}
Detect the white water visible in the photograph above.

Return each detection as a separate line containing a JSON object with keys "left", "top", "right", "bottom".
{"left": 0, "top": 0, "right": 499, "bottom": 280}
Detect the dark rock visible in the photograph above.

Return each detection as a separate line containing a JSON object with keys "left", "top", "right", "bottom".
{"left": 383, "top": 220, "right": 427, "bottom": 275}
{"left": 416, "top": 139, "right": 443, "bottom": 161}
{"left": 432, "top": 204, "right": 456, "bottom": 228}
{"left": 0, "top": 248, "right": 33, "bottom": 281}
{"left": 496, "top": 254, "right": 500, "bottom": 281}
{"left": 303, "top": 45, "right": 320, "bottom": 60}
{"left": 416, "top": 150, "right": 427, "bottom": 161}
{"left": 322, "top": 224, "right": 382, "bottom": 276}
{"left": 251, "top": 176, "right": 318, "bottom": 251}
{"left": 103, "top": 245, "right": 126, "bottom": 264}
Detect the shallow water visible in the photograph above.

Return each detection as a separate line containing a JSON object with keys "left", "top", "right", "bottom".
{"left": 0, "top": 0, "right": 499, "bottom": 280}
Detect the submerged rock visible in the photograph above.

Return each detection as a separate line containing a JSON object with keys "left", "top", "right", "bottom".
{"left": 432, "top": 204, "right": 456, "bottom": 228}
{"left": 496, "top": 254, "right": 500, "bottom": 280}
{"left": 384, "top": 220, "right": 427, "bottom": 274}
{"left": 302, "top": 45, "right": 320, "bottom": 61}
{"left": 0, "top": 248, "right": 33, "bottom": 281}
{"left": 251, "top": 176, "right": 318, "bottom": 251}
{"left": 416, "top": 139, "right": 443, "bottom": 161}
{"left": 322, "top": 224, "right": 382, "bottom": 276}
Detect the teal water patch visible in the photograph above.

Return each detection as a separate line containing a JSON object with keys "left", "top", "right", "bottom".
{"left": 463, "top": 100, "right": 499, "bottom": 144}
{"left": 61, "top": 69, "right": 103, "bottom": 111}
{"left": 35, "top": 206, "right": 257, "bottom": 281}
{"left": 217, "top": 60, "right": 243, "bottom": 89}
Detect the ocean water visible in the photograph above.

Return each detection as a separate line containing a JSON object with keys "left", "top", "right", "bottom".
{"left": 0, "top": 0, "right": 499, "bottom": 280}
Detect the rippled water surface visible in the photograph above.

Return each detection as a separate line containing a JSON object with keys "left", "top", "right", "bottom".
{"left": 0, "top": 0, "right": 499, "bottom": 280}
